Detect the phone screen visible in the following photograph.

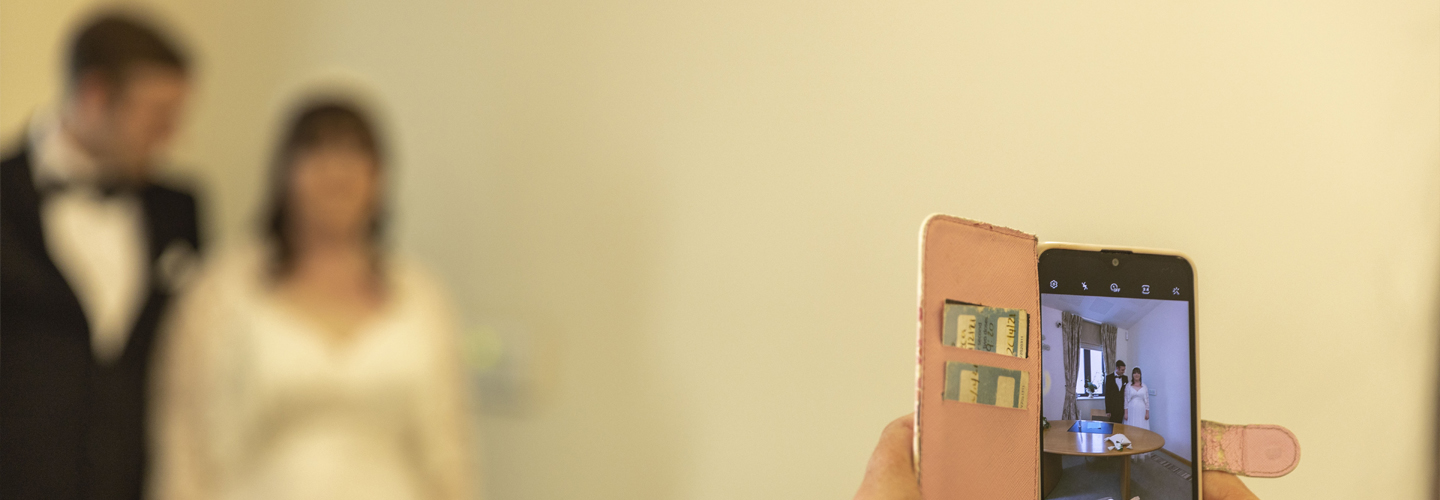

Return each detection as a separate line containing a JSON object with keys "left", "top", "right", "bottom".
{"left": 1037, "top": 248, "right": 1198, "bottom": 500}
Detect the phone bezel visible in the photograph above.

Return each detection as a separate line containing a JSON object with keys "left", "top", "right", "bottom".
{"left": 1035, "top": 242, "right": 1201, "bottom": 500}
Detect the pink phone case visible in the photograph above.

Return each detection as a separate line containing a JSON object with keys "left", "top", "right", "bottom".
{"left": 916, "top": 215, "right": 1041, "bottom": 499}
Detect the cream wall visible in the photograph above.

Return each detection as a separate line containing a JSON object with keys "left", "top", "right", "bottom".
{"left": 3, "top": 1, "right": 1438, "bottom": 499}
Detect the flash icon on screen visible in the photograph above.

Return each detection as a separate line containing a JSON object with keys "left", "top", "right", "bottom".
{"left": 1081, "top": 282, "right": 1088, "bottom": 290}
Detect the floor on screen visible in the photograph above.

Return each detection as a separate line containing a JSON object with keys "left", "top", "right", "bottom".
{"left": 1046, "top": 453, "right": 1194, "bottom": 500}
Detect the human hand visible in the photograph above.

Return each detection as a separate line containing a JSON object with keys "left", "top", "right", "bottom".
{"left": 1145, "top": 410, "right": 1149, "bottom": 420}
{"left": 853, "top": 414, "right": 921, "bottom": 500}
{"left": 1203, "top": 471, "right": 1261, "bottom": 500}
{"left": 854, "top": 414, "right": 1264, "bottom": 500}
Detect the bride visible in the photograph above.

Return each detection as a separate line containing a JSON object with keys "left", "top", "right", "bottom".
{"left": 151, "top": 98, "right": 474, "bottom": 500}
{"left": 1124, "top": 367, "right": 1149, "bottom": 430}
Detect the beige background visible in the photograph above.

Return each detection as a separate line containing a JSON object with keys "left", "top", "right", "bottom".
{"left": 3, "top": 1, "right": 1438, "bottom": 498}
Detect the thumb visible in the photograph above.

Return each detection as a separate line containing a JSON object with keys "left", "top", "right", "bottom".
{"left": 854, "top": 413, "right": 922, "bottom": 500}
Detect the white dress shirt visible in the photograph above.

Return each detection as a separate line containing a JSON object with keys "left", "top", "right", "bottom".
{"left": 29, "top": 112, "right": 148, "bottom": 365}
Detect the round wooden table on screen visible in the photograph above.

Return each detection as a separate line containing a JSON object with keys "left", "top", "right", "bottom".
{"left": 1041, "top": 420, "right": 1165, "bottom": 500}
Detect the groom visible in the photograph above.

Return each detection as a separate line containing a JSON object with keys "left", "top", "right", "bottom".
{"left": 1, "top": 12, "right": 201, "bottom": 500}
{"left": 1104, "top": 359, "right": 1128, "bottom": 424}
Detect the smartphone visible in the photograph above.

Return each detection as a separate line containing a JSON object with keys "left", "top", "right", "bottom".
{"left": 1036, "top": 244, "right": 1200, "bottom": 500}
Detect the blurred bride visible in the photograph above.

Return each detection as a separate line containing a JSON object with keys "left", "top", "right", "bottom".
{"left": 1124, "top": 366, "right": 1149, "bottom": 430}
{"left": 151, "top": 98, "right": 475, "bottom": 500}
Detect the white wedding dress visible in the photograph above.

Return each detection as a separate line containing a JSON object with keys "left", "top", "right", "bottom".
{"left": 1123, "top": 382, "right": 1150, "bottom": 430}
{"left": 150, "top": 243, "right": 474, "bottom": 500}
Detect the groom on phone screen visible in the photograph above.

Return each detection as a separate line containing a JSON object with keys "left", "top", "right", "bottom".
{"left": 1104, "top": 360, "right": 1128, "bottom": 424}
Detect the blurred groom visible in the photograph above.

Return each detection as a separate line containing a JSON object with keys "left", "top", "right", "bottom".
{"left": 0, "top": 11, "right": 201, "bottom": 500}
{"left": 1104, "top": 359, "right": 1128, "bottom": 424}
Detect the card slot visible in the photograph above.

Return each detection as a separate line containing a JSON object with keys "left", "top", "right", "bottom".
{"left": 936, "top": 301, "right": 1034, "bottom": 359}
{"left": 940, "top": 361, "right": 1033, "bottom": 409}
{"left": 938, "top": 348, "right": 1034, "bottom": 373}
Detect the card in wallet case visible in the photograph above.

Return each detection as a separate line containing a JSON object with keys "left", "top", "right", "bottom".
{"left": 915, "top": 215, "right": 1041, "bottom": 499}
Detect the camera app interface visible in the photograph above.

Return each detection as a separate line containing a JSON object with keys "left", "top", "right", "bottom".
{"left": 1039, "top": 280, "right": 1195, "bottom": 500}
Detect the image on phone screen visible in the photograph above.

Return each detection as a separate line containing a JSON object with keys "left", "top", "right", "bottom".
{"left": 1039, "top": 249, "right": 1197, "bottom": 500}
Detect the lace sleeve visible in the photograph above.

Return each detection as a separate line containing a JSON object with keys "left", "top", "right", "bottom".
{"left": 149, "top": 266, "right": 224, "bottom": 500}
{"left": 409, "top": 271, "right": 479, "bottom": 500}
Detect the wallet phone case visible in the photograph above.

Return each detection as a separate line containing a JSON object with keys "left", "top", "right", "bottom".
{"left": 915, "top": 215, "right": 1041, "bottom": 499}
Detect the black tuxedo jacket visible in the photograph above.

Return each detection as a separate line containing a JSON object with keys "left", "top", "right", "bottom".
{"left": 1103, "top": 372, "right": 1128, "bottom": 420}
{"left": 0, "top": 148, "right": 201, "bottom": 500}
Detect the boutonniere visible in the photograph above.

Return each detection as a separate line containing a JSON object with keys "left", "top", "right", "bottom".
{"left": 155, "top": 240, "right": 199, "bottom": 293}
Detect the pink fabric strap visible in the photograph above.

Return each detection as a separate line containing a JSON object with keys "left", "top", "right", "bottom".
{"left": 1201, "top": 420, "right": 1300, "bottom": 478}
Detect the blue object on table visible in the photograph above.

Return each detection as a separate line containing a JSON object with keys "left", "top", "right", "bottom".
{"left": 1068, "top": 421, "right": 1113, "bottom": 434}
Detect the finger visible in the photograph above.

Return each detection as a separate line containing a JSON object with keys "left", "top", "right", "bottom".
{"left": 1202, "top": 471, "right": 1260, "bottom": 500}
{"left": 854, "top": 413, "right": 922, "bottom": 500}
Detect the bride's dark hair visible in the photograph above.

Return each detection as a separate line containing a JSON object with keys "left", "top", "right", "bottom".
{"left": 1130, "top": 367, "right": 1143, "bottom": 385}
{"left": 262, "top": 98, "right": 387, "bottom": 278}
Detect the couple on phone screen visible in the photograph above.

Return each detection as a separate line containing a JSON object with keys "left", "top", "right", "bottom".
{"left": 1104, "top": 359, "right": 1149, "bottom": 429}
